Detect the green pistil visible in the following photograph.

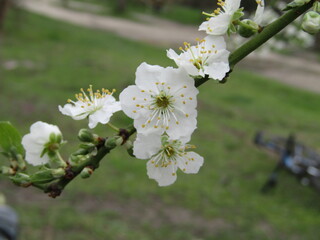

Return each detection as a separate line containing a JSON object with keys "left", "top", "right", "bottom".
{"left": 156, "top": 92, "right": 170, "bottom": 109}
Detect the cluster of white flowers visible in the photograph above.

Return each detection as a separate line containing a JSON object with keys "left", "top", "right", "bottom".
{"left": 118, "top": 0, "right": 251, "bottom": 186}
{"left": 21, "top": 0, "right": 273, "bottom": 186}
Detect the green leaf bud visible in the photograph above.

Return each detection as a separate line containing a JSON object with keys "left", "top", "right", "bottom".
{"left": 313, "top": 2, "right": 320, "bottom": 13}
{"left": 80, "top": 166, "right": 93, "bottom": 179}
{"left": 238, "top": 19, "right": 259, "bottom": 38}
{"left": 10, "top": 173, "right": 31, "bottom": 187}
{"left": 0, "top": 166, "right": 15, "bottom": 175}
{"left": 78, "top": 129, "right": 95, "bottom": 143}
{"left": 302, "top": 11, "right": 320, "bottom": 34}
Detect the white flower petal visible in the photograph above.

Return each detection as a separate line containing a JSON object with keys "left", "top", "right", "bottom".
{"left": 254, "top": 0, "right": 265, "bottom": 25}
{"left": 199, "top": 14, "right": 230, "bottom": 36}
{"left": 178, "top": 152, "right": 204, "bottom": 174}
{"left": 59, "top": 103, "right": 89, "bottom": 120}
{"left": 225, "top": 0, "right": 241, "bottom": 13}
{"left": 166, "top": 109, "right": 197, "bottom": 142}
{"left": 135, "top": 62, "right": 162, "bottom": 93}
{"left": 204, "top": 62, "right": 230, "bottom": 80}
{"left": 133, "top": 133, "right": 162, "bottom": 159}
{"left": 147, "top": 160, "right": 178, "bottom": 186}
{"left": 120, "top": 85, "right": 150, "bottom": 119}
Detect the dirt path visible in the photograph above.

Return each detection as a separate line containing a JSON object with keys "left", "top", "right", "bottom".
{"left": 20, "top": 0, "right": 320, "bottom": 93}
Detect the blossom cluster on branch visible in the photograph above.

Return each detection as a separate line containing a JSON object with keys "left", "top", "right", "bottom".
{"left": 0, "top": 0, "right": 319, "bottom": 196}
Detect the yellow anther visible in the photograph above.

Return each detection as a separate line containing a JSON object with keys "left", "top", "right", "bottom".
{"left": 142, "top": 124, "right": 146, "bottom": 128}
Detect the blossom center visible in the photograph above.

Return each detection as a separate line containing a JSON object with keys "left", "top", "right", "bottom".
{"left": 67, "top": 85, "right": 115, "bottom": 113}
{"left": 155, "top": 94, "right": 170, "bottom": 109}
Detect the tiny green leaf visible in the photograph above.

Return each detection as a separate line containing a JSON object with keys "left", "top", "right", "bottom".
{"left": 0, "top": 121, "right": 24, "bottom": 155}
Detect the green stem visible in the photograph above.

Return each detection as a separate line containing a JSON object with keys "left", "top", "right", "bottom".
{"left": 107, "top": 122, "right": 120, "bottom": 132}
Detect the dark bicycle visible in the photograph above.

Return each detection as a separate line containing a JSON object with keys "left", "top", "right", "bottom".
{"left": 0, "top": 196, "right": 19, "bottom": 240}
{"left": 254, "top": 132, "right": 320, "bottom": 193}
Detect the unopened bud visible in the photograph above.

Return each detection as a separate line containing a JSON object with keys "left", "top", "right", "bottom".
{"left": 80, "top": 166, "right": 93, "bottom": 179}
{"left": 115, "top": 136, "right": 124, "bottom": 146}
{"left": 313, "top": 2, "right": 320, "bottom": 13}
{"left": 49, "top": 132, "right": 62, "bottom": 144}
{"left": 302, "top": 11, "right": 320, "bottom": 34}
{"left": 51, "top": 168, "right": 66, "bottom": 178}
{"left": 78, "top": 129, "right": 95, "bottom": 142}
{"left": 10, "top": 173, "right": 31, "bottom": 187}
{"left": 0, "top": 166, "right": 15, "bottom": 175}
{"left": 79, "top": 143, "right": 96, "bottom": 152}
{"left": 238, "top": 19, "right": 259, "bottom": 38}
{"left": 105, "top": 137, "right": 117, "bottom": 149}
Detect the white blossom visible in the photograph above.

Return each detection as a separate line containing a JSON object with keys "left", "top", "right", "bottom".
{"left": 253, "top": 0, "right": 265, "bottom": 25}
{"left": 59, "top": 85, "right": 121, "bottom": 129}
{"left": 21, "top": 121, "right": 62, "bottom": 166}
{"left": 199, "top": 0, "right": 242, "bottom": 36}
{"left": 120, "top": 62, "right": 199, "bottom": 141}
{"left": 134, "top": 134, "right": 204, "bottom": 186}
{"left": 167, "top": 36, "right": 230, "bottom": 80}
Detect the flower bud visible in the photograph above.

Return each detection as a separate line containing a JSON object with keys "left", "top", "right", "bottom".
{"left": 313, "top": 2, "right": 320, "bottom": 13}
{"left": 78, "top": 129, "right": 95, "bottom": 143}
{"left": 80, "top": 166, "right": 93, "bottom": 179}
{"left": 238, "top": 19, "right": 259, "bottom": 38}
{"left": 79, "top": 143, "right": 96, "bottom": 152}
{"left": 105, "top": 137, "right": 117, "bottom": 149}
{"left": 0, "top": 166, "right": 15, "bottom": 176}
{"left": 302, "top": 11, "right": 320, "bottom": 34}
{"left": 10, "top": 173, "right": 31, "bottom": 187}
{"left": 51, "top": 168, "right": 66, "bottom": 178}
{"left": 115, "top": 136, "right": 124, "bottom": 146}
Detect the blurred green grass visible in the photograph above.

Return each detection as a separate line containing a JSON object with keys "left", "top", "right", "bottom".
{"left": 1, "top": 10, "right": 320, "bottom": 240}
{"left": 65, "top": 0, "right": 204, "bottom": 25}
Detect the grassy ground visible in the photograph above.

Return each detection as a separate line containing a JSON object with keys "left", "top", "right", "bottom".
{"left": 65, "top": 0, "right": 204, "bottom": 25}
{"left": 1, "top": 10, "right": 320, "bottom": 240}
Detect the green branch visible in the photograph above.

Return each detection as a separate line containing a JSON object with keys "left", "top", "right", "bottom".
{"left": 33, "top": 125, "right": 136, "bottom": 198}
